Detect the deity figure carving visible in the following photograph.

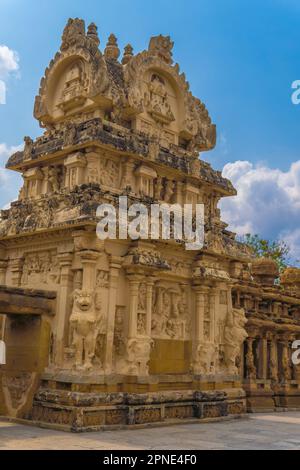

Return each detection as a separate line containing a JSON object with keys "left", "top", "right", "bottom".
{"left": 48, "top": 166, "right": 61, "bottom": 192}
{"left": 148, "top": 35, "right": 174, "bottom": 64}
{"left": 99, "top": 158, "right": 119, "bottom": 187}
{"left": 114, "top": 306, "right": 126, "bottom": 358}
{"left": 163, "top": 179, "right": 175, "bottom": 203}
{"left": 23, "top": 136, "right": 33, "bottom": 161}
{"left": 137, "top": 283, "right": 147, "bottom": 335}
{"left": 224, "top": 308, "right": 248, "bottom": 375}
{"left": 64, "top": 122, "right": 77, "bottom": 147}
{"left": 193, "top": 342, "right": 218, "bottom": 375}
{"left": 87, "top": 165, "right": 99, "bottom": 184}
{"left": 152, "top": 284, "right": 188, "bottom": 340}
{"left": 154, "top": 176, "right": 163, "bottom": 200}
{"left": 144, "top": 74, "right": 175, "bottom": 125}
{"left": 2, "top": 373, "right": 35, "bottom": 414}
{"left": 69, "top": 289, "right": 102, "bottom": 370}
{"left": 61, "top": 18, "right": 85, "bottom": 51}
{"left": 245, "top": 338, "right": 257, "bottom": 379}
{"left": 126, "top": 337, "right": 153, "bottom": 375}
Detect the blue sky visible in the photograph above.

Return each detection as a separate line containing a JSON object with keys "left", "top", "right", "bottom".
{"left": 0, "top": 0, "right": 300, "bottom": 260}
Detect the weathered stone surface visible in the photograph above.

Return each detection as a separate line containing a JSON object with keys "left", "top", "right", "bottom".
{"left": 0, "top": 17, "right": 299, "bottom": 430}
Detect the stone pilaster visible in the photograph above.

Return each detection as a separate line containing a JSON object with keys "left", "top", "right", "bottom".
{"left": 0, "top": 260, "right": 8, "bottom": 285}
{"left": 9, "top": 257, "right": 24, "bottom": 287}
{"left": 79, "top": 250, "right": 99, "bottom": 291}
{"left": 127, "top": 275, "right": 141, "bottom": 339}
{"left": 55, "top": 251, "right": 74, "bottom": 365}
{"left": 64, "top": 152, "right": 87, "bottom": 189}
{"left": 209, "top": 288, "right": 217, "bottom": 343}
{"left": 146, "top": 278, "right": 155, "bottom": 336}
{"left": 259, "top": 336, "right": 268, "bottom": 380}
{"left": 104, "top": 256, "right": 122, "bottom": 373}
{"left": 269, "top": 334, "right": 278, "bottom": 382}
{"left": 191, "top": 285, "right": 210, "bottom": 374}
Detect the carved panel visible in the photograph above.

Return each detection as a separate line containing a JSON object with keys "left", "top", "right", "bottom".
{"left": 152, "top": 283, "right": 190, "bottom": 340}
{"left": 21, "top": 250, "right": 60, "bottom": 287}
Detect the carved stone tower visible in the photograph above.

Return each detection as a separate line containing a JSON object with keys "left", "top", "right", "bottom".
{"left": 1, "top": 18, "right": 299, "bottom": 430}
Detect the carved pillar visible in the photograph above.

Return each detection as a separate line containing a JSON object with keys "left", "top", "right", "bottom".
{"left": 193, "top": 286, "right": 208, "bottom": 343}
{"left": 104, "top": 256, "right": 122, "bottom": 373}
{"left": 280, "top": 337, "right": 292, "bottom": 383}
{"left": 123, "top": 272, "right": 154, "bottom": 376}
{"left": 64, "top": 152, "right": 87, "bottom": 189}
{"left": 121, "top": 157, "right": 135, "bottom": 190}
{"left": 0, "top": 260, "right": 8, "bottom": 285}
{"left": 146, "top": 278, "right": 155, "bottom": 336}
{"left": 269, "top": 334, "right": 278, "bottom": 382}
{"left": 56, "top": 251, "right": 74, "bottom": 365}
{"left": 209, "top": 288, "right": 217, "bottom": 343}
{"left": 10, "top": 257, "right": 24, "bottom": 287}
{"left": 79, "top": 250, "right": 99, "bottom": 291}
{"left": 135, "top": 165, "right": 157, "bottom": 198}
{"left": 128, "top": 275, "right": 141, "bottom": 338}
{"left": 175, "top": 181, "right": 184, "bottom": 205}
{"left": 259, "top": 336, "right": 268, "bottom": 380}
{"left": 23, "top": 168, "right": 44, "bottom": 198}
{"left": 245, "top": 337, "right": 257, "bottom": 380}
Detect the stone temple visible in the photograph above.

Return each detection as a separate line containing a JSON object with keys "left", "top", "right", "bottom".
{"left": 0, "top": 18, "right": 300, "bottom": 431}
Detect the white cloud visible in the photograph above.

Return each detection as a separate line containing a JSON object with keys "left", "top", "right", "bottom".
{"left": 220, "top": 160, "right": 300, "bottom": 262}
{"left": 0, "top": 45, "right": 19, "bottom": 104}
{"left": 0, "top": 80, "right": 6, "bottom": 105}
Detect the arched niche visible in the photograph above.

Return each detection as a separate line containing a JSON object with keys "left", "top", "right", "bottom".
{"left": 135, "top": 67, "right": 185, "bottom": 147}
{"left": 44, "top": 56, "right": 90, "bottom": 121}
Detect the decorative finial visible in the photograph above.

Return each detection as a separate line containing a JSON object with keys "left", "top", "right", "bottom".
{"left": 87, "top": 22, "right": 100, "bottom": 47}
{"left": 148, "top": 35, "right": 174, "bottom": 64}
{"left": 104, "top": 33, "right": 120, "bottom": 61}
{"left": 61, "top": 18, "right": 85, "bottom": 51}
{"left": 122, "top": 44, "right": 134, "bottom": 65}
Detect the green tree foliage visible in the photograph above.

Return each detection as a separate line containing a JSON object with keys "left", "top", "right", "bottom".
{"left": 241, "top": 234, "right": 290, "bottom": 272}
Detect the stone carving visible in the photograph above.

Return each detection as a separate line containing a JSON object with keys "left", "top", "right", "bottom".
{"left": 114, "top": 306, "right": 126, "bottom": 358}
{"left": 163, "top": 179, "right": 175, "bottom": 203}
{"left": 99, "top": 158, "right": 119, "bottom": 187}
{"left": 21, "top": 250, "right": 60, "bottom": 287}
{"left": 48, "top": 166, "right": 62, "bottom": 192}
{"left": 125, "top": 337, "right": 153, "bottom": 375}
{"left": 144, "top": 74, "right": 175, "bottom": 125}
{"left": 148, "top": 35, "right": 174, "bottom": 65}
{"left": 96, "top": 270, "right": 109, "bottom": 288}
{"left": 23, "top": 136, "right": 34, "bottom": 161}
{"left": 59, "top": 61, "right": 87, "bottom": 112}
{"left": 69, "top": 289, "right": 103, "bottom": 370}
{"left": 2, "top": 373, "right": 35, "bottom": 415}
{"left": 61, "top": 18, "right": 86, "bottom": 51}
{"left": 224, "top": 308, "right": 248, "bottom": 375}
{"left": 104, "top": 34, "right": 120, "bottom": 61}
{"left": 125, "top": 246, "right": 170, "bottom": 271}
{"left": 2, "top": 17, "right": 300, "bottom": 429}
{"left": 152, "top": 284, "right": 189, "bottom": 340}
{"left": 193, "top": 342, "right": 218, "bottom": 375}
{"left": 122, "top": 44, "right": 134, "bottom": 65}
{"left": 245, "top": 338, "right": 256, "bottom": 380}
{"left": 281, "top": 344, "right": 292, "bottom": 382}
{"left": 137, "top": 283, "right": 147, "bottom": 335}
{"left": 64, "top": 122, "right": 77, "bottom": 147}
